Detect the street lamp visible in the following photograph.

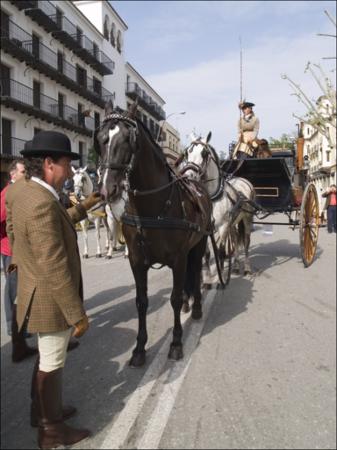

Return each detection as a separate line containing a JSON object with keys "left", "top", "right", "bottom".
{"left": 156, "top": 111, "right": 186, "bottom": 143}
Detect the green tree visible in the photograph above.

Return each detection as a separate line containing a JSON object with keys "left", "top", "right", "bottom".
{"left": 268, "top": 133, "right": 296, "bottom": 149}
{"left": 87, "top": 146, "right": 98, "bottom": 169}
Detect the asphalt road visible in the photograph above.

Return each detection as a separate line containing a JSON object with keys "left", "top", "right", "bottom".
{"left": 1, "top": 217, "right": 336, "bottom": 449}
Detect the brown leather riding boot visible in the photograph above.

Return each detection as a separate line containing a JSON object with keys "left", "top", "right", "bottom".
{"left": 30, "top": 357, "right": 77, "bottom": 427}
{"left": 11, "top": 305, "right": 38, "bottom": 363}
{"left": 36, "top": 368, "right": 90, "bottom": 449}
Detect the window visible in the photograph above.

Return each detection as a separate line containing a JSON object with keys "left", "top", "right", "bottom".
{"left": 0, "top": 63, "right": 11, "bottom": 96}
{"left": 142, "top": 114, "right": 148, "bottom": 127}
{"left": 58, "top": 93, "right": 64, "bottom": 119}
{"left": 1, "top": 10, "right": 10, "bottom": 38}
{"left": 56, "top": 7, "right": 63, "bottom": 29}
{"left": 326, "top": 151, "right": 330, "bottom": 162}
{"left": 76, "top": 26, "right": 82, "bottom": 45}
{"left": 103, "top": 15, "right": 109, "bottom": 40}
{"left": 93, "top": 42, "right": 99, "bottom": 59}
{"left": 94, "top": 112, "right": 100, "bottom": 129}
{"left": 116, "top": 30, "right": 122, "bottom": 53}
{"left": 33, "top": 80, "right": 41, "bottom": 108}
{"left": 76, "top": 65, "right": 87, "bottom": 89}
{"left": 110, "top": 23, "right": 115, "bottom": 47}
{"left": 93, "top": 77, "right": 102, "bottom": 96}
{"left": 79, "top": 141, "right": 84, "bottom": 166}
{"left": 78, "top": 103, "right": 84, "bottom": 127}
{"left": 32, "top": 33, "right": 40, "bottom": 59}
{"left": 57, "top": 51, "right": 64, "bottom": 73}
{"left": 1, "top": 118, "right": 12, "bottom": 155}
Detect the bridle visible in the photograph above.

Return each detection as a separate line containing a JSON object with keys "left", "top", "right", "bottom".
{"left": 180, "top": 140, "right": 218, "bottom": 180}
{"left": 97, "top": 113, "right": 139, "bottom": 173}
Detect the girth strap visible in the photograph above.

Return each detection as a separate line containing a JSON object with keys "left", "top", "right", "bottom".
{"left": 121, "top": 213, "right": 211, "bottom": 235}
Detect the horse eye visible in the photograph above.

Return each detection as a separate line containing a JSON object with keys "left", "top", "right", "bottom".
{"left": 201, "top": 148, "right": 208, "bottom": 158}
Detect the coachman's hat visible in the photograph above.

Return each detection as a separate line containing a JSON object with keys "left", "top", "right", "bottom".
{"left": 240, "top": 101, "right": 255, "bottom": 109}
{"left": 20, "top": 131, "right": 80, "bottom": 160}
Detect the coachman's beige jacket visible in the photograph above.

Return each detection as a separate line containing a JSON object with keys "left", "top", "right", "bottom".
{"left": 6, "top": 178, "right": 87, "bottom": 333}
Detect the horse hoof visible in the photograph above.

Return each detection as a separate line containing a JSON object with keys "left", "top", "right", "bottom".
{"left": 216, "top": 283, "right": 226, "bottom": 290}
{"left": 191, "top": 308, "right": 202, "bottom": 320}
{"left": 181, "top": 302, "right": 190, "bottom": 313}
{"left": 105, "top": 256, "right": 112, "bottom": 260}
{"left": 113, "top": 247, "right": 118, "bottom": 251}
{"left": 202, "top": 283, "right": 212, "bottom": 290}
{"left": 96, "top": 254, "right": 102, "bottom": 258}
{"left": 83, "top": 255, "right": 89, "bottom": 259}
{"left": 129, "top": 351, "right": 146, "bottom": 367}
{"left": 244, "top": 269, "right": 252, "bottom": 275}
{"left": 168, "top": 344, "right": 183, "bottom": 361}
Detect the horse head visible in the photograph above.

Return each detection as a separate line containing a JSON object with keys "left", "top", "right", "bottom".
{"left": 94, "top": 100, "right": 138, "bottom": 202}
{"left": 72, "top": 166, "right": 92, "bottom": 199}
{"left": 180, "top": 131, "right": 215, "bottom": 180}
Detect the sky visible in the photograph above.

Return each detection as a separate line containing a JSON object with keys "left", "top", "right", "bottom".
{"left": 112, "top": 1, "right": 336, "bottom": 155}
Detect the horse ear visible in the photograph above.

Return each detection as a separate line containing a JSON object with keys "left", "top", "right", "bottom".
{"left": 105, "top": 99, "right": 114, "bottom": 116}
{"left": 128, "top": 99, "right": 138, "bottom": 119}
{"left": 206, "top": 131, "right": 212, "bottom": 143}
{"left": 71, "top": 166, "right": 76, "bottom": 174}
{"left": 83, "top": 165, "right": 88, "bottom": 172}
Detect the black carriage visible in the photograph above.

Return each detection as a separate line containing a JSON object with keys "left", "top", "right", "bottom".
{"left": 221, "top": 147, "right": 320, "bottom": 267}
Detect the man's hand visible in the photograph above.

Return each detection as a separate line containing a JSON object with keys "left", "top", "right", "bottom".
{"left": 7, "top": 264, "right": 17, "bottom": 274}
{"left": 81, "top": 192, "right": 102, "bottom": 211}
{"left": 72, "top": 315, "right": 89, "bottom": 338}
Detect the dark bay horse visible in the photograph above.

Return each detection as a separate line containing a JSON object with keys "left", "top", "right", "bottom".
{"left": 94, "top": 101, "right": 212, "bottom": 367}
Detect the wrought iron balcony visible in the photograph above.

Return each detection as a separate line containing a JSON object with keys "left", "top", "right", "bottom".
{"left": 1, "top": 78, "right": 94, "bottom": 136}
{"left": 0, "top": 135, "right": 27, "bottom": 158}
{"left": 1, "top": 19, "right": 114, "bottom": 109}
{"left": 20, "top": 1, "right": 114, "bottom": 75}
{"left": 126, "top": 83, "right": 166, "bottom": 121}
{"left": 9, "top": 0, "right": 37, "bottom": 11}
{"left": 24, "top": 0, "right": 59, "bottom": 33}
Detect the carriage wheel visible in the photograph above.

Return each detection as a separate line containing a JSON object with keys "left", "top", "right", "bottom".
{"left": 299, "top": 183, "right": 319, "bottom": 267}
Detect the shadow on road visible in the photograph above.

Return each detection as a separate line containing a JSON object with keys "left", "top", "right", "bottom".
{"left": 1, "top": 284, "right": 174, "bottom": 449}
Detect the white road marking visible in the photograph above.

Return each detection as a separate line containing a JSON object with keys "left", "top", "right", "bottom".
{"left": 99, "top": 307, "right": 189, "bottom": 449}
{"left": 136, "top": 289, "right": 217, "bottom": 449}
{"left": 99, "top": 289, "right": 217, "bottom": 450}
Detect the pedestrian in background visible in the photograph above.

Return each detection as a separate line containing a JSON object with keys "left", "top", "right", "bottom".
{"left": 6, "top": 131, "right": 102, "bottom": 449}
{"left": 0, "top": 157, "right": 38, "bottom": 362}
{"left": 322, "top": 184, "right": 337, "bottom": 233}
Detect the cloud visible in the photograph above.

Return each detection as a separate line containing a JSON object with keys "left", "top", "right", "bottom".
{"left": 147, "top": 31, "right": 336, "bottom": 153}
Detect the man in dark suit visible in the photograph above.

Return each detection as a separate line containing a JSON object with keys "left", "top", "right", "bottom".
{"left": 6, "top": 131, "right": 101, "bottom": 449}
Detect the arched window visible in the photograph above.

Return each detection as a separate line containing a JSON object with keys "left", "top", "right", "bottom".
{"left": 103, "top": 15, "right": 109, "bottom": 40}
{"left": 117, "top": 30, "right": 122, "bottom": 53}
{"left": 110, "top": 23, "right": 116, "bottom": 47}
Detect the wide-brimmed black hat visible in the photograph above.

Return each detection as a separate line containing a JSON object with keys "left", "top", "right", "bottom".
{"left": 240, "top": 101, "right": 255, "bottom": 109}
{"left": 20, "top": 131, "right": 80, "bottom": 160}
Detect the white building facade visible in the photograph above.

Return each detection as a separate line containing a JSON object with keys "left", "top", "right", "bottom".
{"left": 158, "top": 121, "right": 182, "bottom": 165}
{"left": 1, "top": 0, "right": 167, "bottom": 187}
{"left": 303, "top": 97, "right": 337, "bottom": 214}
{"left": 0, "top": 0, "right": 116, "bottom": 180}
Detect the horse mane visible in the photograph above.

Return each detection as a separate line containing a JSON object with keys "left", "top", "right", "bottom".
{"left": 134, "top": 116, "right": 169, "bottom": 167}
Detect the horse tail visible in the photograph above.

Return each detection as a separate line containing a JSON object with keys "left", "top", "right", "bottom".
{"left": 184, "top": 237, "right": 207, "bottom": 298}
{"left": 237, "top": 220, "right": 245, "bottom": 248}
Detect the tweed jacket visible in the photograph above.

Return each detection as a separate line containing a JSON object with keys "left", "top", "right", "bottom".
{"left": 6, "top": 178, "right": 87, "bottom": 333}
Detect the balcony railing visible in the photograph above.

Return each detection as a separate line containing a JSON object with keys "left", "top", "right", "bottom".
{"left": 10, "top": 0, "right": 37, "bottom": 10}
{"left": 0, "top": 135, "right": 27, "bottom": 157}
{"left": 1, "top": 19, "right": 114, "bottom": 108}
{"left": 126, "top": 83, "right": 166, "bottom": 121}
{"left": 1, "top": 78, "right": 94, "bottom": 135}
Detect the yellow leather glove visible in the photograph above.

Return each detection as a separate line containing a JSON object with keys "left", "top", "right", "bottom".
{"left": 72, "top": 315, "right": 89, "bottom": 338}
{"left": 81, "top": 192, "right": 102, "bottom": 211}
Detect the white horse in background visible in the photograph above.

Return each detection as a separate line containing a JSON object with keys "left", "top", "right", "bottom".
{"left": 72, "top": 166, "right": 121, "bottom": 258}
{"left": 181, "top": 132, "right": 255, "bottom": 277}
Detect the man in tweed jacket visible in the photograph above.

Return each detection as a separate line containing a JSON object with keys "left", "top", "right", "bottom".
{"left": 6, "top": 131, "right": 101, "bottom": 449}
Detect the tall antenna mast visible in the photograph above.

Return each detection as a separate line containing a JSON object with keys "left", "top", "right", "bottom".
{"left": 239, "top": 36, "right": 243, "bottom": 104}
